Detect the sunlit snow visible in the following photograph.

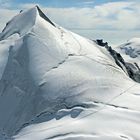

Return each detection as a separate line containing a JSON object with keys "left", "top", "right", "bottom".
{"left": 0, "top": 6, "right": 140, "bottom": 140}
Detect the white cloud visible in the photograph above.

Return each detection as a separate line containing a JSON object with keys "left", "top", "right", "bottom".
{"left": 3, "top": 1, "right": 140, "bottom": 30}
{"left": 0, "top": 1, "right": 140, "bottom": 44}
{"left": 16, "top": 1, "right": 139, "bottom": 31}
{"left": 19, "top": 3, "right": 39, "bottom": 9}
{"left": 39, "top": 1, "right": 139, "bottom": 30}
{"left": 83, "top": 1, "right": 94, "bottom": 4}
{"left": 0, "top": 9, "right": 19, "bottom": 32}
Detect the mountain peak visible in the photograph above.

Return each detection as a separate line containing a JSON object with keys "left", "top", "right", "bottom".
{"left": 0, "top": 5, "right": 140, "bottom": 140}
{"left": 36, "top": 6, "right": 55, "bottom": 27}
{"left": 0, "top": 6, "right": 55, "bottom": 41}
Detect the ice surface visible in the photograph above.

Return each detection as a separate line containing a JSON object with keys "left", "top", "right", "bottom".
{"left": 0, "top": 6, "right": 140, "bottom": 140}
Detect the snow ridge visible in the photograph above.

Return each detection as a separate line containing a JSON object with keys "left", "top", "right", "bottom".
{"left": 36, "top": 6, "right": 55, "bottom": 27}
{"left": 0, "top": 6, "right": 140, "bottom": 140}
{"left": 0, "top": 6, "right": 56, "bottom": 41}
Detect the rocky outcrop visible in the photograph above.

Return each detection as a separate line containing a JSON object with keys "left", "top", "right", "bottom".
{"left": 96, "top": 39, "right": 140, "bottom": 83}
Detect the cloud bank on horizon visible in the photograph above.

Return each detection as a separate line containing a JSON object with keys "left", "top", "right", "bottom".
{"left": 0, "top": 0, "right": 140, "bottom": 45}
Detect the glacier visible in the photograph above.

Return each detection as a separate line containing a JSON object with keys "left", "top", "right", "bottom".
{"left": 0, "top": 6, "right": 140, "bottom": 140}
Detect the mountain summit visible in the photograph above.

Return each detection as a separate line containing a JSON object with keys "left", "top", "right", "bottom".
{"left": 0, "top": 6, "right": 140, "bottom": 140}
{"left": 0, "top": 6, "right": 55, "bottom": 41}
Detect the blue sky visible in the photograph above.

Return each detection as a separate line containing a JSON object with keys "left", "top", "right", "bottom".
{"left": 0, "top": 0, "right": 140, "bottom": 45}
{"left": 0, "top": 0, "right": 136, "bottom": 8}
{"left": 12, "top": 0, "right": 120, "bottom": 8}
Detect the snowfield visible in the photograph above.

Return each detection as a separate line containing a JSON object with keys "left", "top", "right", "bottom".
{"left": 0, "top": 6, "right": 140, "bottom": 140}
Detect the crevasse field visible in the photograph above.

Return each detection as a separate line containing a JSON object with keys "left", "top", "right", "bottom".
{"left": 0, "top": 6, "right": 140, "bottom": 140}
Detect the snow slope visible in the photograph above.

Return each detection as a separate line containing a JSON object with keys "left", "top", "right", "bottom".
{"left": 0, "top": 6, "right": 140, "bottom": 140}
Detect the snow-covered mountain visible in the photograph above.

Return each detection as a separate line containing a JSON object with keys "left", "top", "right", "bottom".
{"left": 116, "top": 38, "right": 140, "bottom": 82}
{"left": 116, "top": 38, "right": 140, "bottom": 63}
{"left": 0, "top": 6, "right": 140, "bottom": 140}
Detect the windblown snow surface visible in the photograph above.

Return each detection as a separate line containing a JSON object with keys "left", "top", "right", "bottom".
{"left": 0, "top": 6, "right": 140, "bottom": 140}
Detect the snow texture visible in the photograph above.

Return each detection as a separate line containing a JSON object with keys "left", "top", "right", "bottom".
{"left": 0, "top": 6, "right": 140, "bottom": 140}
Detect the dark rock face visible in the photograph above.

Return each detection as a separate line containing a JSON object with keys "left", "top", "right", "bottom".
{"left": 96, "top": 39, "right": 140, "bottom": 83}
{"left": 36, "top": 6, "right": 56, "bottom": 27}
{"left": 96, "top": 39, "right": 108, "bottom": 47}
